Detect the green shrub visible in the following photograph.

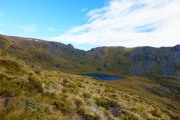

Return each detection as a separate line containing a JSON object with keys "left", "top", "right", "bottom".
{"left": 61, "top": 88, "right": 67, "bottom": 93}
{"left": 96, "top": 98, "right": 120, "bottom": 109}
{"left": 54, "top": 101, "right": 66, "bottom": 113}
{"left": 60, "top": 94, "right": 68, "bottom": 102}
{"left": 83, "top": 113, "right": 99, "bottom": 120}
{"left": 77, "top": 83, "right": 83, "bottom": 88}
{"left": 0, "top": 73, "right": 8, "bottom": 80}
{"left": 74, "top": 99, "right": 83, "bottom": 108}
{"left": 34, "top": 70, "right": 41, "bottom": 74}
{"left": 67, "top": 83, "right": 76, "bottom": 88}
{"left": 52, "top": 98, "right": 72, "bottom": 114}
{"left": 42, "top": 92, "right": 56, "bottom": 99}
{"left": 77, "top": 108, "right": 99, "bottom": 120}
{"left": 82, "top": 93, "right": 91, "bottom": 98}
{"left": 151, "top": 109, "right": 161, "bottom": 117}
{"left": 20, "top": 98, "right": 46, "bottom": 119}
{"left": 0, "top": 79, "right": 21, "bottom": 97}
{"left": 28, "top": 75, "right": 43, "bottom": 93}
{"left": 96, "top": 98, "right": 106, "bottom": 107}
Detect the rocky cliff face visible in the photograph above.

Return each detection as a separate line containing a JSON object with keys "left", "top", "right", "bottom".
{"left": 0, "top": 34, "right": 179, "bottom": 76}
{"left": 126, "top": 46, "right": 179, "bottom": 76}
{"left": 87, "top": 45, "right": 180, "bottom": 76}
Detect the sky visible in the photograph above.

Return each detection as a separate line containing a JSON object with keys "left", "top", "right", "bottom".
{"left": 0, "top": 0, "right": 180, "bottom": 50}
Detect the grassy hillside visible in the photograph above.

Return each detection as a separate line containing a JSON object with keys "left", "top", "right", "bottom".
{"left": 0, "top": 34, "right": 180, "bottom": 119}
{"left": 0, "top": 51, "right": 179, "bottom": 120}
{"left": 0, "top": 34, "right": 179, "bottom": 76}
{"left": 0, "top": 35, "right": 85, "bottom": 73}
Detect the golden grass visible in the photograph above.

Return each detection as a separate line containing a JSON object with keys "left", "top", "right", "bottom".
{"left": 0, "top": 54, "right": 179, "bottom": 120}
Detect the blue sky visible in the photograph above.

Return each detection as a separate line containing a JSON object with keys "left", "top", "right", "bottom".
{"left": 0, "top": 0, "right": 180, "bottom": 50}
{"left": 0, "top": 0, "right": 106, "bottom": 38}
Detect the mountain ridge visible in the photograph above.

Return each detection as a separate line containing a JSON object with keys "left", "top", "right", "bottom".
{"left": 0, "top": 34, "right": 179, "bottom": 77}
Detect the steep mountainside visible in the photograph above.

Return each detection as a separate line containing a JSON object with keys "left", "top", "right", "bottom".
{"left": 0, "top": 51, "right": 179, "bottom": 120}
{"left": 0, "top": 35, "right": 86, "bottom": 73}
{"left": 0, "top": 34, "right": 179, "bottom": 76}
{"left": 84, "top": 46, "right": 180, "bottom": 76}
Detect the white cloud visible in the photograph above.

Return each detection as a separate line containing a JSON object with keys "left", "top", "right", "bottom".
{"left": 81, "top": 8, "right": 87, "bottom": 12}
{"left": 51, "top": 0, "right": 180, "bottom": 48}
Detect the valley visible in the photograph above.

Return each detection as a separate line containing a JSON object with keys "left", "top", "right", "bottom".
{"left": 0, "top": 34, "right": 180, "bottom": 120}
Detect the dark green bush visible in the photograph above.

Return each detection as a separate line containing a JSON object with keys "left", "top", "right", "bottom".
{"left": 82, "top": 92, "right": 91, "bottom": 98}
{"left": 77, "top": 108, "right": 99, "bottom": 120}
{"left": 53, "top": 101, "right": 65, "bottom": 110}
{"left": 83, "top": 113, "right": 99, "bottom": 120}
{"left": 28, "top": 75, "right": 43, "bottom": 93}
{"left": 0, "top": 79, "right": 21, "bottom": 97}
{"left": 96, "top": 98, "right": 120, "bottom": 109}
{"left": 74, "top": 99, "right": 83, "bottom": 108}
{"left": 0, "top": 73, "right": 8, "bottom": 80}
{"left": 52, "top": 99, "right": 72, "bottom": 114}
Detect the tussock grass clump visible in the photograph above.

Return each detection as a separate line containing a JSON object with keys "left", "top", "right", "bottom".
{"left": 0, "top": 58, "right": 26, "bottom": 76}
{"left": 74, "top": 98, "right": 83, "bottom": 108}
{"left": 27, "top": 75, "right": 44, "bottom": 93}
{"left": 53, "top": 100, "right": 66, "bottom": 111}
{"left": 95, "top": 98, "right": 120, "bottom": 109}
{"left": 52, "top": 99, "right": 73, "bottom": 114}
{"left": 0, "top": 79, "right": 22, "bottom": 97}
{"left": 0, "top": 97, "right": 47, "bottom": 120}
{"left": 0, "top": 73, "right": 9, "bottom": 80}
{"left": 77, "top": 108, "right": 99, "bottom": 120}
{"left": 151, "top": 109, "right": 162, "bottom": 118}
{"left": 82, "top": 92, "right": 91, "bottom": 98}
{"left": 95, "top": 98, "right": 123, "bottom": 117}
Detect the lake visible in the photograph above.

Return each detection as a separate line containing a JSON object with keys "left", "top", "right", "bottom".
{"left": 82, "top": 73, "right": 124, "bottom": 81}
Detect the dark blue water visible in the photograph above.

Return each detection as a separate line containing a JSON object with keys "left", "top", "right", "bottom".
{"left": 82, "top": 74, "right": 123, "bottom": 81}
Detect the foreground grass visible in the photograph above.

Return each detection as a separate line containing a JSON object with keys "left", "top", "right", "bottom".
{"left": 0, "top": 53, "right": 179, "bottom": 120}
